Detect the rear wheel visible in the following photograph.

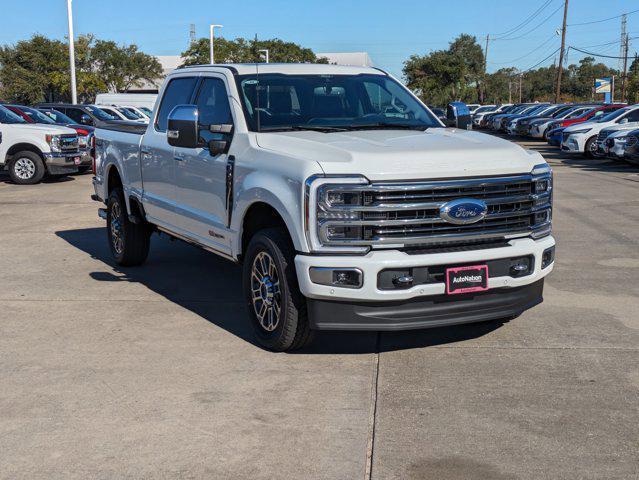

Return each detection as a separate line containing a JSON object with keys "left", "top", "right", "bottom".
{"left": 106, "top": 187, "right": 151, "bottom": 266}
{"left": 242, "top": 228, "right": 313, "bottom": 351}
{"left": 8, "top": 151, "right": 45, "bottom": 185}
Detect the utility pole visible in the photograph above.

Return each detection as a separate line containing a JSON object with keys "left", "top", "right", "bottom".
{"left": 209, "top": 24, "right": 223, "bottom": 64}
{"left": 189, "top": 24, "right": 196, "bottom": 46}
{"left": 66, "top": 0, "right": 77, "bottom": 104}
{"left": 519, "top": 73, "right": 523, "bottom": 103}
{"left": 555, "top": 0, "right": 569, "bottom": 103}
{"left": 508, "top": 80, "right": 512, "bottom": 104}
{"left": 481, "top": 34, "right": 490, "bottom": 103}
{"left": 258, "top": 49, "right": 269, "bottom": 63}
{"left": 620, "top": 15, "right": 629, "bottom": 102}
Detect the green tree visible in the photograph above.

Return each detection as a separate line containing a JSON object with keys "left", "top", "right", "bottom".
{"left": 403, "top": 34, "right": 485, "bottom": 106}
{"left": 91, "top": 39, "right": 162, "bottom": 92}
{"left": 0, "top": 34, "right": 162, "bottom": 103}
{"left": 180, "top": 37, "right": 327, "bottom": 66}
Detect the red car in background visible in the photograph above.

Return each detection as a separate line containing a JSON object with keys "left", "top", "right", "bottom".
{"left": 547, "top": 104, "right": 626, "bottom": 146}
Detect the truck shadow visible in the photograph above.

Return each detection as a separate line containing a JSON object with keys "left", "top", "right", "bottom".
{"left": 56, "top": 227, "right": 506, "bottom": 354}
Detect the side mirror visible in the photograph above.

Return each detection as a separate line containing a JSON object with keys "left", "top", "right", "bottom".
{"left": 446, "top": 102, "right": 472, "bottom": 129}
{"left": 208, "top": 124, "right": 233, "bottom": 155}
{"left": 167, "top": 105, "right": 199, "bottom": 148}
{"left": 80, "top": 114, "right": 93, "bottom": 126}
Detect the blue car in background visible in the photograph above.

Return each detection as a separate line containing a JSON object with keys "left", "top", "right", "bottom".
{"left": 547, "top": 127, "right": 565, "bottom": 146}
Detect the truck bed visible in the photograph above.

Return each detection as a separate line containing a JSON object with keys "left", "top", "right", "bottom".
{"left": 98, "top": 120, "right": 148, "bottom": 135}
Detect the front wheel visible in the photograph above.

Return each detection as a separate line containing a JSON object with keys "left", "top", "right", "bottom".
{"left": 8, "top": 151, "right": 45, "bottom": 184}
{"left": 106, "top": 188, "right": 151, "bottom": 266}
{"left": 242, "top": 228, "right": 313, "bottom": 351}
{"left": 584, "top": 136, "right": 598, "bottom": 159}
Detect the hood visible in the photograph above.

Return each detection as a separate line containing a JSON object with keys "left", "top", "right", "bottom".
{"left": 255, "top": 128, "right": 543, "bottom": 181}
{"left": 565, "top": 120, "right": 639, "bottom": 134}
{"left": 7, "top": 123, "right": 77, "bottom": 135}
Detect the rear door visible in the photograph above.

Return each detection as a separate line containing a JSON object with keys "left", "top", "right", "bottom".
{"left": 173, "top": 75, "right": 235, "bottom": 253}
{"left": 140, "top": 75, "right": 198, "bottom": 230}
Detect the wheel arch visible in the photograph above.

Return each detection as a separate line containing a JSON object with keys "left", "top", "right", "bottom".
{"left": 5, "top": 143, "right": 45, "bottom": 163}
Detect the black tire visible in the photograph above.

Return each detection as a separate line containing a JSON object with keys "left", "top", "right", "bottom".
{"left": 584, "top": 136, "right": 598, "bottom": 159}
{"left": 7, "top": 151, "right": 45, "bottom": 185}
{"left": 242, "top": 227, "right": 313, "bottom": 352}
{"left": 106, "top": 187, "right": 151, "bottom": 266}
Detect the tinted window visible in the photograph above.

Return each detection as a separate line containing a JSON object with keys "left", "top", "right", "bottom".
{"left": 623, "top": 109, "right": 639, "bottom": 122}
{"left": 40, "top": 109, "right": 75, "bottom": 124}
{"left": 0, "top": 105, "right": 27, "bottom": 124}
{"left": 63, "top": 107, "right": 84, "bottom": 123}
{"left": 195, "top": 78, "right": 233, "bottom": 126}
{"left": 156, "top": 77, "right": 197, "bottom": 132}
{"left": 19, "top": 106, "right": 56, "bottom": 124}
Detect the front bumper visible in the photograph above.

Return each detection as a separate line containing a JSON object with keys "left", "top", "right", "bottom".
{"left": 296, "top": 236, "right": 554, "bottom": 302}
{"left": 561, "top": 134, "right": 585, "bottom": 153}
{"left": 43, "top": 151, "right": 82, "bottom": 174}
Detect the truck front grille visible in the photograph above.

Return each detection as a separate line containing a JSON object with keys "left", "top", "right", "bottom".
{"left": 316, "top": 174, "right": 552, "bottom": 249}
{"left": 60, "top": 134, "right": 79, "bottom": 152}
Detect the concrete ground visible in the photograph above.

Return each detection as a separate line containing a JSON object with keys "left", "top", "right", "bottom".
{"left": 1, "top": 138, "right": 638, "bottom": 480}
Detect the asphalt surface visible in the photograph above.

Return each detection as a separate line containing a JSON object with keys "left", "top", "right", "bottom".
{"left": 1, "top": 137, "right": 638, "bottom": 479}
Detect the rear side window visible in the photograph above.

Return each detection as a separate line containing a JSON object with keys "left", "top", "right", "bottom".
{"left": 194, "top": 78, "right": 232, "bottom": 125}
{"left": 64, "top": 108, "right": 84, "bottom": 123}
{"left": 624, "top": 109, "right": 639, "bottom": 123}
{"left": 155, "top": 77, "right": 197, "bottom": 132}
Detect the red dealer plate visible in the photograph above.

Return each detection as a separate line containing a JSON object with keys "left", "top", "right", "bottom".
{"left": 446, "top": 265, "right": 489, "bottom": 295}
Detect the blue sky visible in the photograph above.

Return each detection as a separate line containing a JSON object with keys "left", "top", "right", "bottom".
{"left": 1, "top": 0, "right": 637, "bottom": 79}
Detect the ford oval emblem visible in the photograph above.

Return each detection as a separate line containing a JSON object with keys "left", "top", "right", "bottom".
{"left": 440, "top": 198, "right": 488, "bottom": 225}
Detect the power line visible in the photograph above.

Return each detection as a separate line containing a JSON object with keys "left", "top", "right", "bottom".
{"left": 522, "top": 46, "right": 562, "bottom": 72}
{"left": 567, "top": 8, "right": 639, "bottom": 27}
{"left": 494, "top": 3, "right": 564, "bottom": 42}
{"left": 489, "top": 34, "right": 558, "bottom": 64}
{"left": 569, "top": 45, "right": 635, "bottom": 60}
{"left": 491, "top": 0, "right": 555, "bottom": 39}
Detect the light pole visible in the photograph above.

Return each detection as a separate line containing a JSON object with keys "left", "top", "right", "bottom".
{"left": 66, "top": 0, "right": 77, "bottom": 104}
{"left": 209, "top": 24, "right": 223, "bottom": 64}
{"left": 258, "top": 49, "right": 269, "bottom": 63}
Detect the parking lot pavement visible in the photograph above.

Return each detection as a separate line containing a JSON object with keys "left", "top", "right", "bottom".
{"left": 1, "top": 139, "right": 638, "bottom": 480}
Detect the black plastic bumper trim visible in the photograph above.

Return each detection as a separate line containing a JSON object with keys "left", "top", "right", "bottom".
{"left": 307, "top": 279, "right": 544, "bottom": 331}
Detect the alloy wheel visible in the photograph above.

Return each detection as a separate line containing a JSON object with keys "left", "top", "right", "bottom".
{"left": 110, "top": 201, "right": 124, "bottom": 255}
{"left": 250, "top": 251, "right": 282, "bottom": 332}
{"left": 14, "top": 157, "right": 36, "bottom": 180}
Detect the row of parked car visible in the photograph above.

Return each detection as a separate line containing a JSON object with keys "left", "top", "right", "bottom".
{"left": 0, "top": 102, "right": 152, "bottom": 184}
{"left": 470, "top": 101, "right": 639, "bottom": 164}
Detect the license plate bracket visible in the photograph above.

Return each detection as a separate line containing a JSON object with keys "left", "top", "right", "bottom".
{"left": 446, "top": 265, "right": 489, "bottom": 295}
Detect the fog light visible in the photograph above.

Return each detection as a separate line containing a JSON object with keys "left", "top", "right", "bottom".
{"left": 542, "top": 246, "right": 555, "bottom": 269}
{"left": 534, "top": 210, "right": 551, "bottom": 224}
{"left": 326, "top": 225, "right": 362, "bottom": 241}
{"left": 309, "top": 267, "right": 363, "bottom": 289}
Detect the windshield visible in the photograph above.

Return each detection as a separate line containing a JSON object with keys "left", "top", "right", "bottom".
{"left": 596, "top": 107, "right": 631, "bottom": 123}
{"left": 236, "top": 73, "right": 440, "bottom": 132}
{"left": 117, "top": 107, "right": 142, "bottom": 120}
{"left": 18, "top": 106, "right": 56, "bottom": 124}
{"left": 0, "top": 105, "right": 27, "bottom": 124}
{"left": 565, "top": 107, "right": 592, "bottom": 119}
{"left": 85, "top": 105, "right": 117, "bottom": 121}
{"left": 474, "top": 105, "right": 496, "bottom": 114}
{"left": 40, "top": 108, "right": 76, "bottom": 124}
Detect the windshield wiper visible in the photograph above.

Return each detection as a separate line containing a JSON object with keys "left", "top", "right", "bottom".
{"left": 260, "top": 125, "right": 348, "bottom": 133}
{"left": 340, "top": 123, "right": 430, "bottom": 131}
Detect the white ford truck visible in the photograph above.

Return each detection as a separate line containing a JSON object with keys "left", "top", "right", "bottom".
{"left": 0, "top": 105, "right": 81, "bottom": 184}
{"left": 92, "top": 64, "right": 555, "bottom": 351}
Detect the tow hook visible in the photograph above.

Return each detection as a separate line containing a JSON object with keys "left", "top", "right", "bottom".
{"left": 98, "top": 208, "right": 107, "bottom": 220}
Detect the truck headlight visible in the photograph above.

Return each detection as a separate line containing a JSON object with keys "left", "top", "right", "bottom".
{"left": 304, "top": 176, "right": 369, "bottom": 253}
{"left": 45, "top": 134, "right": 62, "bottom": 152}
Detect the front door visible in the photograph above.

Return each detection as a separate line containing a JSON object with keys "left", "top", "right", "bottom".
{"left": 141, "top": 75, "right": 198, "bottom": 229}
{"left": 174, "top": 75, "right": 234, "bottom": 254}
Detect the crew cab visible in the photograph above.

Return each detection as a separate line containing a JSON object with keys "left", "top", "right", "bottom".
{"left": 92, "top": 64, "right": 555, "bottom": 351}
{"left": 0, "top": 105, "right": 81, "bottom": 184}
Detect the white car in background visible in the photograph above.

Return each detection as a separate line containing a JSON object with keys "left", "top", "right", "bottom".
{"left": 595, "top": 126, "right": 637, "bottom": 159}
{"left": 473, "top": 104, "right": 511, "bottom": 128}
{"left": 561, "top": 105, "right": 639, "bottom": 158}
{"left": 98, "top": 105, "right": 148, "bottom": 123}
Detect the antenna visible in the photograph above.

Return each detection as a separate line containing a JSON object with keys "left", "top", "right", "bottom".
{"left": 189, "top": 23, "right": 196, "bottom": 46}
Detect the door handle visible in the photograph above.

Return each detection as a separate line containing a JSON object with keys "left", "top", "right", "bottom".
{"left": 140, "top": 147, "right": 152, "bottom": 156}
{"left": 174, "top": 153, "right": 185, "bottom": 161}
